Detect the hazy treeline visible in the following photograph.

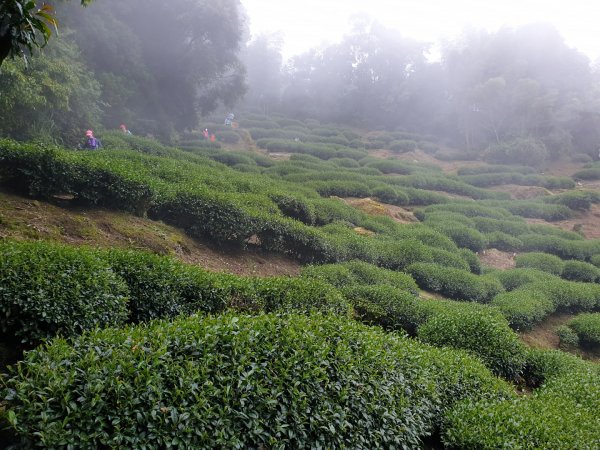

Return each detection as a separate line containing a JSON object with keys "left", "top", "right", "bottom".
{"left": 1, "top": 3, "right": 600, "bottom": 159}
{"left": 243, "top": 20, "right": 600, "bottom": 158}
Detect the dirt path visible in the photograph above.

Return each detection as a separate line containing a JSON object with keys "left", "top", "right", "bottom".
{"left": 520, "top": 312, "right": 599, "bottom": 362}
{"left": 0, "top": 190, "right": 300, "bottom": 277}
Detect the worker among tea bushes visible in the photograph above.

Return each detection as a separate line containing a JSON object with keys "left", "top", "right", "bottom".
{"left": 83, "top": 130, "right": 101, "bottom": 150}
{"left": 120, "top": 124, "right": 132, "bottom": 135}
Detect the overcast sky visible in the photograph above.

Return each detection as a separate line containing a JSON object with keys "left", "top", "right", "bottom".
{"left": 241, "top": 0, "right": 598, "bottom": 61}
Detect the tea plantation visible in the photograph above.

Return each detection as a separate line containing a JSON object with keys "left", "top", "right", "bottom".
{"left": 1, "top": 119, "right": 599, "bottom": 448}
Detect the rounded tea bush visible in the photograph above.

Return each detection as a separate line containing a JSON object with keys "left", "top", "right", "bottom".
{"left": 0, "top": 241, "right": 129, "bottom": 346}
{"left": 2, "top": 314, "right": 511, "bottom": 449}
{"left": 515, "top": 252, "right": 565, "bottom": 276}
{"left": 567, "top": 313, "right": 600, "bottom": 348}
{"left": 561, "top": 260, "right": 600, "bottom": 282}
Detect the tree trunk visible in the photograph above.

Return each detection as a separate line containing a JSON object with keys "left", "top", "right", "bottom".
{"left": 0, "top": 34, "right": 12, "bottom": 68}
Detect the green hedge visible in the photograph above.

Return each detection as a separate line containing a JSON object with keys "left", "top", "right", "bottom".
{"left": 567, "top": 313, "right": 600, "bottom": 348}
{"left": 2, "top": 314, "right": 511, "bottom": 449}
{"left": 442, "top": 357, "right": 600, "bottom": 449}
{"left": 490, "top": 287, "right": 555, "bottom": 330}
{"left": 492, "top": 268, "right": 557, "bottom": 291}
{"left": 417, "top": 304, "right": 526, "bottom": 380}
{"left": 407, "top": 263, "right": 504, "bottom": 303}
{"left": 528, "top": 279, "right": 600, "bottom": 312}
{"left": 343, "top": 285, "right": 425, "bottom": 334}
{"left": 515, "top": 252, "right": 565, "bottom": 276}
{"left": 0, "top": 241, "right": 129, "bottom": 346}
{"left": 301, "top": 261, "right": 418, "bottom": 294}
{"left": 0, "top": 241, "right": 351, "bottom": 347}
{"left": 561, "top": 260, "right": 600, "bottom": 282}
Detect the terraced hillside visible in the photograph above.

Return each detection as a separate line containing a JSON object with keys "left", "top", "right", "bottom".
{"left": 1, "top": 117, "right": 599, "bottom": 448}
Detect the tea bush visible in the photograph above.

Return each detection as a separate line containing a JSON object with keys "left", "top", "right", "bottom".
{"left": 0, "top": 241, "right": 129, "bottom": 346}
{"left": 429, "top": 222, "right": 487, "bottom": 252}
{"left": 389, "top": 139, "right": 418, "bottom": 152}
{"left": 557, "top": 325, "right": 580, "bottom": 349}
{"left": 543, "top": 190, "right": 600, "bottom": 210}
{"left": 573, "top": 167, "right": 600, "bottom": 180}
{"left": 561, "top": 260, "right": 600, "bottom": 282}
{"left": 343, "top": 285, "right": 425, "bottom": 333}
{"left": 457, "top": 165, "right": 536, "bottom": 176}
{"left": 515, "top": 252, "right": 565, "bottom": 276}
{"left": 443, "top": 360, "right": 600, "bottom": 449}
{"left": 528, "top": 279, "right": 600, "bottom": 311}
{"left": 301, "top": 261, "right": 418, "bottom": 294}
{"left": 459, "top": 248, "right": 482, "bottom": 274}
{"left": 567, "top": 313, "right": 600, "bottom": 348}
{"left": 407, "top": 263, "right": 504, "bottom": 303}
{"left": 492, "top": 268, "right": 558, "bottom": 291}
{"left": 417, "top": 303, "right": 527, "bottom": 379}
{"left": 484, "top": 232, "right": 523, "bottom": 251}
{"left": 490, "top": 287, "right": 555, "bottom": 330}
{"left": 2, "top": 314, "right": 511, "bottom": 449}
{"left": 483, "top": 137, "right": 548, "bottom": 167}
{"left": 519, "top": 233, "right": 600, "bottom": 260}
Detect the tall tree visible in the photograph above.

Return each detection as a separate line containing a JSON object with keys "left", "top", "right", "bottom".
{"left": 0, "top": 0, "right": 91, "bottom": 67}
{"left": 57, "top": 0, "right": 247, "bottom": 136}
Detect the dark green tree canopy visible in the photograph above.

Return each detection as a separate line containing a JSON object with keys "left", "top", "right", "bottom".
{"left": 0, "top": 0, "right": 91, "bottom": 66}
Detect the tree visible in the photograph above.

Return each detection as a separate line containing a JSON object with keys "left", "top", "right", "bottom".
{"left": 0, "top": 0, "right": 91, "bottom": 67}
{"left": 56, "top": 0, "right": 247, "bottom": 136}
{"left": 0, "top": 34, "right": 102, "bottom": 144}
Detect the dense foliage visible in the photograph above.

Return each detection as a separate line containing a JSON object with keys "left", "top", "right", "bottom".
{"left": 2, "top": 314, "right": 512, "bottom": 449}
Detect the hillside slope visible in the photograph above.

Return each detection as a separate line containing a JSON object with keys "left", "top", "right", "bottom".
{"left": 0, "top": 190, "right": 300, "bottom": 277}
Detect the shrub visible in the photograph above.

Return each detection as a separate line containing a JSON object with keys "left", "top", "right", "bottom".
{"left": 271, "top": 193, "right": 316, "bottom": 225}
{"left": 343, "top": 285, "right": 425, "bottom": 333}
{"left": 573, "top": 167, "right": 600, "bottom": 180}
{"left": 592, "top": 254, "right": 600, "bottom": 268}
{"left": 491, "top": 288, "right": 555, "bottom": 330}
{"left": 216, "top": 130, "right": 241, "bottom": 144}
{"left": 484, "top": 232, "right": 523, "bottom": 251}
{"left": 431, "top": 222, "right": 487, "bottom": 252}
{"left": 407, "top": 263, "right": 504, "bottom": 303}
{"left": 459, "top": 248, "right": 482, "bottom": 274}
{"left": 105, "top": 250, "right": 217, "bottom": 322}
{"left": 543, "top": 190, "right": 600, "bottom": 210}
{"left": 389, "top": 139, "right": 418, "bottom": 153}
{"left": 557, "top": 325, "right": 580, "bottom": 349}
{"left": 0, "top": 241, "right": 129, "bottom": 346}
{"left": 492, "top": 268, "right": 557, "bottom": 291}
{"left": 515, "top": 252, "right": 565, "bottom": 276}
{"left": 529, "top": 279, "right": 600, "bottom": 312}
{"left": 521, "top": 348, "right": 592, "bottom": 388}
{"left": 561, "top": 260, "right": 600, "bottom": 282}
{"left": 567, "top": 313, "right": 600, "bottom": 348}
{"left": 211, "top": 151, "right": 255, "bottom": 166}
{"left": 2, "top": 314, "right": 511, "bottom": 449}
{"left": 417, "top": 305, "right": 527, "bottom": 379}
{"left": 483, "top": 137, "right": 548, "bottom": 167}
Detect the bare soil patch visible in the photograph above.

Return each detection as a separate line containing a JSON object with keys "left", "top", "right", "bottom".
{"left": 478, "top": 248, "right": 517, "bottom": 270}
{"left": 520, "top": 312, "right": 599, "bottom": 362}
{"left": 489, "top": 184, "right": 553, "bottom": 200}
{"left": 0, "top": 190, "right": 300, "bottom": 277}
{"left": 342, "top": 197, "right": 417, "bottom": 224}
{"left": 542, "top": 159, "right": 584, "bottom": 177}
